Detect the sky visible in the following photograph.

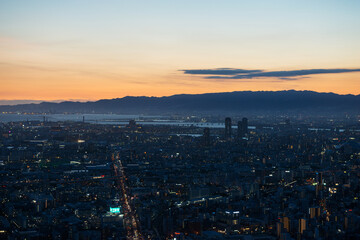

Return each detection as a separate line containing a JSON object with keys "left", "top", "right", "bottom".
{"left": 1, "top": 0, "right": 360, "bottom": 101}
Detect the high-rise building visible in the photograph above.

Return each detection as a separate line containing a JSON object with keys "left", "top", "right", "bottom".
{"left": 237, "top": 121, "right": 243, "bottom": 139}
{"left": 238, "top": 118, "right": 248, "bottom": 139}
{"left": 225, "top": 117, "right": 232, "bottom": 140}
{"left": 282, "top": 216, "right": 290, "bottom": 232}
{"left": 309, "top": 207, "right": 320, "bottom": 219}
{"left": 203, "top": 127, "right": 210, "bottom": 146}
{"left": 276, "top": 222, "right": 283, "bottom": 238}
{"left": 242, "top": 117, "right": 248, "bottom": 135}
{"left": 299, "top": 218, "right": 306, "bottom": 234}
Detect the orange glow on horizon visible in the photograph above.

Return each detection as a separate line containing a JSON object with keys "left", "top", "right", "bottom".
{"left": 1, "top": 36, "right": 360, "bottom": 100}
{"left": 1, "top": 61, "right": 360, "bottom": 101}
{"left": 1, "top": 38, "right": 359, "bottom": 100}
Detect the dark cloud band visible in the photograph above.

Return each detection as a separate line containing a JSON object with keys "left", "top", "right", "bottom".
{"left": 181, "top": 68, "right": 263, "bottom": 75}
{"left": 182, "top": 68, "right": 360, "bottom": 80}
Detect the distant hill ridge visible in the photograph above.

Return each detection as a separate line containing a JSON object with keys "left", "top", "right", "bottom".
{"left": 0, "top": 90, "right": 359, "bottom": 115}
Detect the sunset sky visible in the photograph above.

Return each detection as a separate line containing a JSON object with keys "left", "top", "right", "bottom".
{"left": 1, "top": 0, "right": 360, "bottom": 101}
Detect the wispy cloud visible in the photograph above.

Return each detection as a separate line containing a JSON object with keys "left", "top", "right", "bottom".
{"left": 181, "top": 68, "right": 262, "bottom": 75}
{"left": 182, "top": 68, "right": 360, "bottom": 81}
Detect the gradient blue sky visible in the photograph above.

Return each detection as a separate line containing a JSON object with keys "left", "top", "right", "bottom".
{"left": 1, "top": 0, "right": 360, "bottom": 100}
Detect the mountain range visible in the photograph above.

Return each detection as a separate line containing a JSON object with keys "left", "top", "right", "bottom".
{"left": 0, "top": 90, "right": 359, "bottom": 115}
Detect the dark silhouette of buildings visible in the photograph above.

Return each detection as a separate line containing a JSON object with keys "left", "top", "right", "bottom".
{"left": 225, "top": 117, "right": 232, "bottom": 140}
{"left": 285, "top": 118, "right": 290, "bottom": 126}
{"left": 0, "top": 116, "right": 359, "bottom": 239}
{"left": 237, "top": 118, "right": 248, "bottom": 140}
{"left": 128, "top": 120, "right": 137, "bottom": 129}
{"left": 237, "top": 121, "right": 243, "bottom": 139}
{"left": 242, "top": 117, "right": 248, "bottom": 135}
{"left": 203, "top": 127, "right": 210, "bottom": 146}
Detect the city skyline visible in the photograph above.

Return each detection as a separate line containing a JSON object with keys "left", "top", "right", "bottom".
{"left": 1, "top": 2, "right": 359, "bottom": 237}
{"left": 1, "top": 0, "right": 360, "bottom": 100}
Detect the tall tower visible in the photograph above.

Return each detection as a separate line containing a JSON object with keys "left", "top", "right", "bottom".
{"left": 242, "top": 117, "right": 248, "bottom": 135}
{"left": 237, "top": 121, "right": 243, "bottom": 139}
{"left": 225, "top": 117, "right": 232, "bottom": 140}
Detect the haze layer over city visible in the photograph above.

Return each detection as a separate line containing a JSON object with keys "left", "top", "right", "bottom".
{"left": 0, "top": 1, "right": 360, "bottom": 240}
